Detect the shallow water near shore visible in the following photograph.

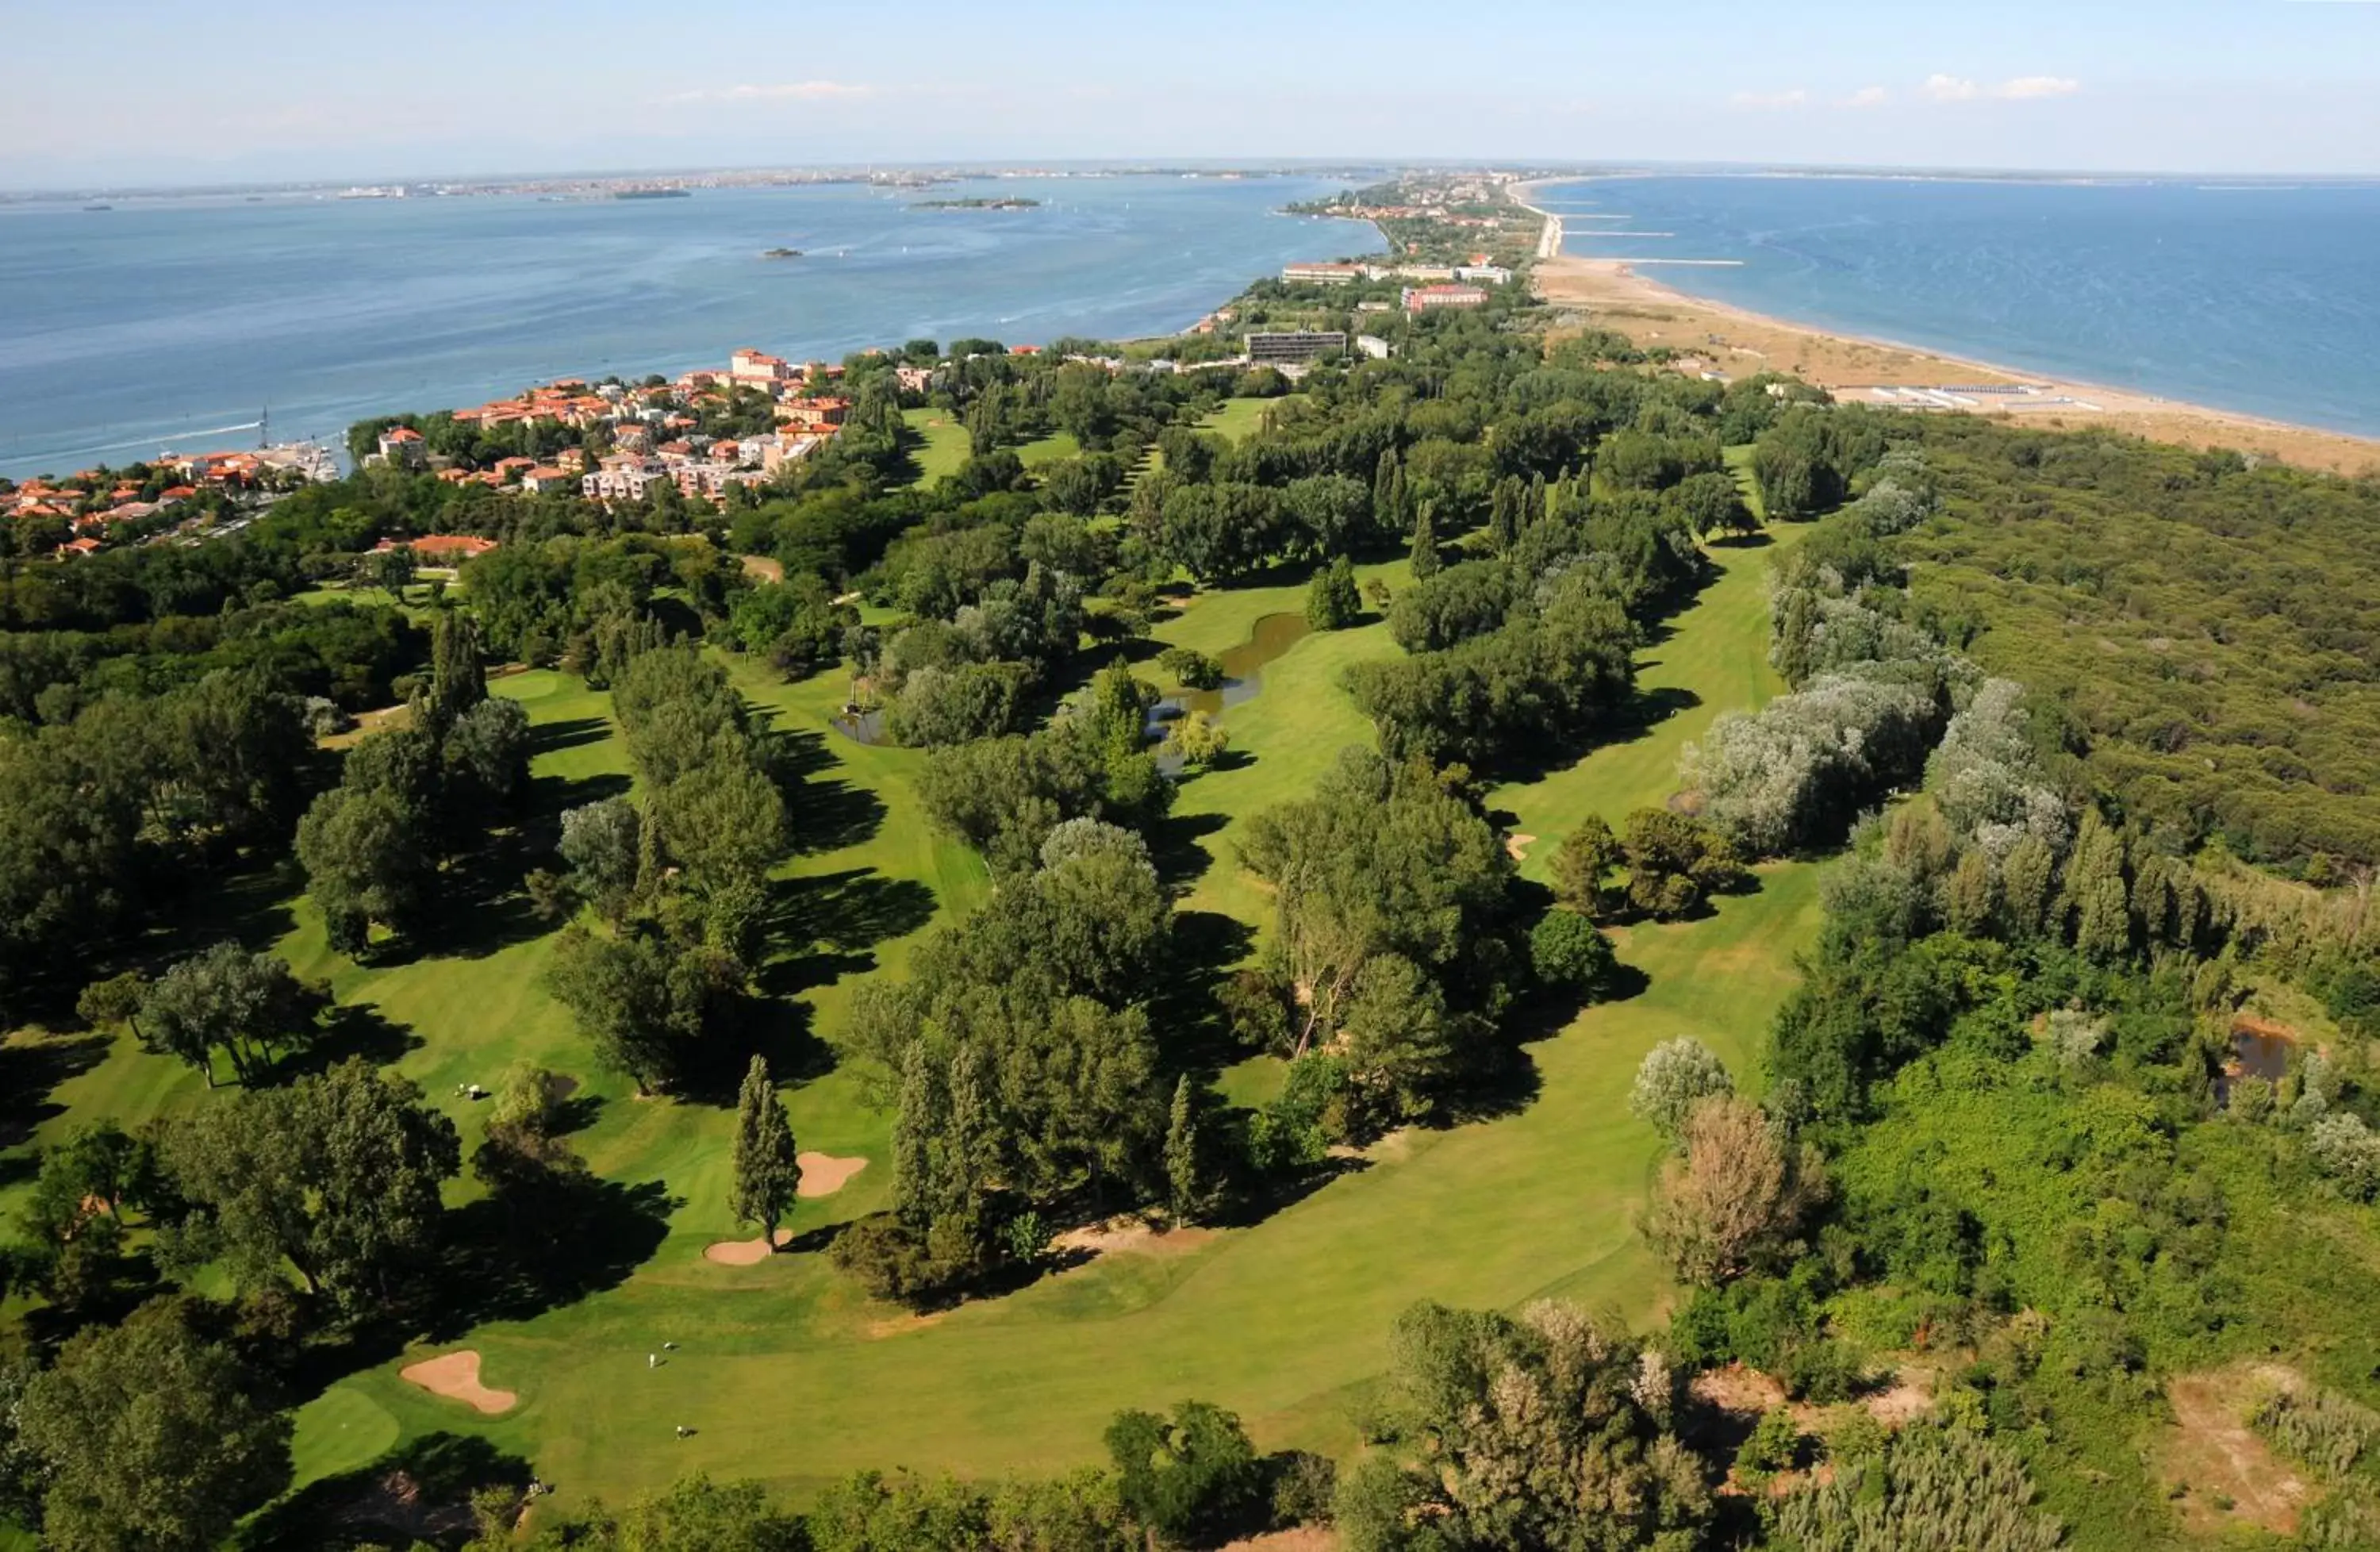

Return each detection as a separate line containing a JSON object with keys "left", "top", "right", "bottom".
{"left": 1539, "top": 174, "right": 2380, "bottom": 439}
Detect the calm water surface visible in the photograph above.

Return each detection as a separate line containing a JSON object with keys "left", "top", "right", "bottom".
{"left": 1542, "top": 175, "right": 2380, "bottom": 437}
{"left": 0, "top": 175, "right": 1355, "bottom": 477}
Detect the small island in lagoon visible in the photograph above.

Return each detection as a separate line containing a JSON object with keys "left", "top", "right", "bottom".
{"left": 912, "top": 196, "right": 1041, "bottom": 210}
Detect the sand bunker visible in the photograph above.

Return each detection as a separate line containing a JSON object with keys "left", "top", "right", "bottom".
{"left": 1052, "top": 1218, "right": 1215, "bottom": 1260}
{"left": 399, "top": 1350, "right": 516, "bottom": 1414}
{"left": 1505, "top": 834, "right": 1537, "bottom": 862}
{"left": 797, "top": 1151, "right": 867, "bottom": 1197}
{"left": 703, "top": 1227, "right": 796, "bottom": 1266}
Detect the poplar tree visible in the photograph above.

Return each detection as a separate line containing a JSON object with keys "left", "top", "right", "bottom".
{"left": 729, "top": 1055, "right": 803, "bottom": 1252}
{"left": 424, "top": 611, "right": 488, "bottom": 735}
{"left": 1165, "top": 1075, "right": 1204, "bottom": 1225}
{"left": 2063, "top": 812, "right": 2134, "bottom": 963}
{"left": 1409, "top": 497, "right": 1441, "bottom": 580}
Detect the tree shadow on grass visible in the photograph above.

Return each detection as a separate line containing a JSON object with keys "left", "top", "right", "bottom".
{"left": 527, "top": 714, "right": 613, "bottom": 761}
{"left": 240, "top": 1431, "right": 534, "bottom": 1552}
{"left": 0, "top": 1030, "right": 114, "bottom": 1153}
{"left": 762, "top": 869, "right": 939, "bottom": 995}
{"left": 427, "top": 1173, "right": 678, "bottom": 1337}
{"left": 792, "top": 776, "right": 888, "bottom": 857}
{"left": 275, "top": 1005, "right": 424, "bottom": 1083}
{"left": 1146, "top": 809, "right": 1233, "bottom": 893}
{"left": 1470, "top": 686, "right": 1704, "bottom": 790}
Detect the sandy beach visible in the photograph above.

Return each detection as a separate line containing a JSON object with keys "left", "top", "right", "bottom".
{"left": 1513, "top": 188, "right": 2380, "bottom": 478}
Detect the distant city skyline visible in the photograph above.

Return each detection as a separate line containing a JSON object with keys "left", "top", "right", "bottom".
{"left": 6, "top": 0, "right": 2377, "bottom": 188}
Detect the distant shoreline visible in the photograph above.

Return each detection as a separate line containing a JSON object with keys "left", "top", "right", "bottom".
{"left": 1515, "top": 180, "right": 2380, "bottom": 478}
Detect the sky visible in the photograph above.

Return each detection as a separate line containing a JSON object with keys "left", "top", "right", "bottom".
{"left": 4, "top": 0, "right": 2377, "bottom": 187}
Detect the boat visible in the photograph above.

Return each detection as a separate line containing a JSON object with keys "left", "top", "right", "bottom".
{"left": 761, "top": 247, "right": 804, "bottom": 259}
{"left": 83, "top": 203, "right": 112, "bottom": 212}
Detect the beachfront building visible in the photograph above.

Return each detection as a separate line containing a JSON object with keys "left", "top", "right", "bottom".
{"left": 1403, "top": 284, "right": 1488, "bottom": 313}
{"left": 1246, "top": 331, "right": 1349, "bottom": 367}
{"left": 1454, "top": 263, "right": 1513, "bottom": 285}
{"left": 1281, "top": 262, "right": 1365, "bottom": 285}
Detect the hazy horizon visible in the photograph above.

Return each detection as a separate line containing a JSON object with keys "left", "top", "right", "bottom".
{"left": 6, "top": 0, "right": 2374, "bottom": 189}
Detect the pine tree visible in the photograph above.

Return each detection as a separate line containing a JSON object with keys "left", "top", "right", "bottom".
{"left": 1409, "top": 497, "right": 1441, "bottom": 580}
{"left": 1165, "top": 1076, "right": 1204, "bottom": 1225}
{"left": 1550, "top": 816, "right": 1622, "bottom": 918}
{"left": 729, "top": 1055, "right": 802, "bottom": 1251}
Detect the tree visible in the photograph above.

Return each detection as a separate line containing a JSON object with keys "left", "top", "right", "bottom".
{"left": 161, "top": 1058, "right": 460, "bottom": 1309}
{"left": 730, "top": 1055, "right": 803, "bottom": 1252}
{"left": 1530, "top": 910, "right": 1615, "bottom": 997}
{"left": 18, "top": 1300, "right": 292, "bottom": 1552}
{"left": 1306, "top": 555, "right": 1361, "bottom": 631}
{"left": 547, "top": 922, "right": 742, "bottom": 1095}
{"left": 1642, "top": 1093, "right": 1825, "bottom": 1286}
{"left": 1549, "top": 814, "right": 1622, "bottom": 918}
{"left": 1620, "top": 807, "right": 1748, "bottom": 920}
{"left": 1407, "top": 497, "right": 1440, "bottom": 580}
{"left": 424, "top": 609, "right": 489, "bottom": 734}
{"left": 559, "top": 796, "right": 643, "bottom": 910}
{"left": 1338, "top": 1300, "right": 1711, "bottom": 1551}
{"left": 1629, "top": 1037, "right": 1735, "bottom": 1142}
{"left": 1165, "top": 1076, "right": 1208, "bottom": 1225}
{"left": 297, "top": 783, "right": 430, "bottom": 953}
{"left": 2061, "top": 810, "right": 2133, "bottom": 962}
{"left": 138, "top": 941, "right": 321, "bottom": 1086}
{"left": 1104, "top": 1400, "right": 1265, "bottom": 1549}
{"left": 1164, "top": 710, "right": 1229, "bottom": 770}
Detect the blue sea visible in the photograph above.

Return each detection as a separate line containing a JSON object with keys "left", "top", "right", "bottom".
{"left": 1540, "top": 175, "right": 2380, "bottom": 440}
{"left": 0, "top": 174, "right": 1356, "bottom": 478}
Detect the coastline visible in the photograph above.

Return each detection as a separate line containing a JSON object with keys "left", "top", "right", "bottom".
{"left": 1513, "top": 182, "right": 2380, "bottom": 478}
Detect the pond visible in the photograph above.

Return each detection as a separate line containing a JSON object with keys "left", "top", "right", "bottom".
{"left": 1157, "top": 610, "right": 1314, "bottom": 723}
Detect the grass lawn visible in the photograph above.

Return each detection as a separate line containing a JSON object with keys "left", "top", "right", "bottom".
{"left": 12, "top": 515, "right": 1825, "bottom": 1516}
{"left": 1015, "top": 430, "right": 1081, "bottom": 469}
{"left": 1200, "top": 396, "right": 1296, "bottom": 444}
{"left": 1491, "top": 526, "right": 1802, "bottom": 889}
{"left": 899, "top": 407, "right": 969, "bottom": 486}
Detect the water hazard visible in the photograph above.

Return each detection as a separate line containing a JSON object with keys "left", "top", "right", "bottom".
{"left": 1158, "top": 611, "right": 1312, "bottom": 721}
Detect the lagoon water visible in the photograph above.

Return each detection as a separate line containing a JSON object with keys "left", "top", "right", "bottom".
{"left": 1541, "top": 175, "right": 2380, "bottom": 439}
{"left": 0, "top": 174, "right": 1353, "bottom": 478}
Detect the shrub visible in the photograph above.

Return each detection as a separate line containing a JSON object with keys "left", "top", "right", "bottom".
{"left": 1630, "top": 1038, "right": 1735, "bottom": 1142}
{"left": 1530, "top": 911, "right": 1615, "bottom": 996}
{"left": 1157, "top": 646, "right": 1224, "bottom": 690}
{"left": 2255, "top": 1384, "right": 2380, "bottom": 1476}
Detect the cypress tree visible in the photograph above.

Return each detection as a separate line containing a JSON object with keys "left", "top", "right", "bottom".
{"left": 1165, "top": 1076, "right": 1203, "bottom": 1225}
{"left": 1488, "top": 478, "right": 1520, "bottom": 553}
{"left": 1372, "top": 448, "right": 1402, "bottom": 536}
{"left": 1409, "top": 497, "right": 1441, "bottom": 580}
{"left": 729, "top": 1055, "right": 803, "bottom": 1251}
